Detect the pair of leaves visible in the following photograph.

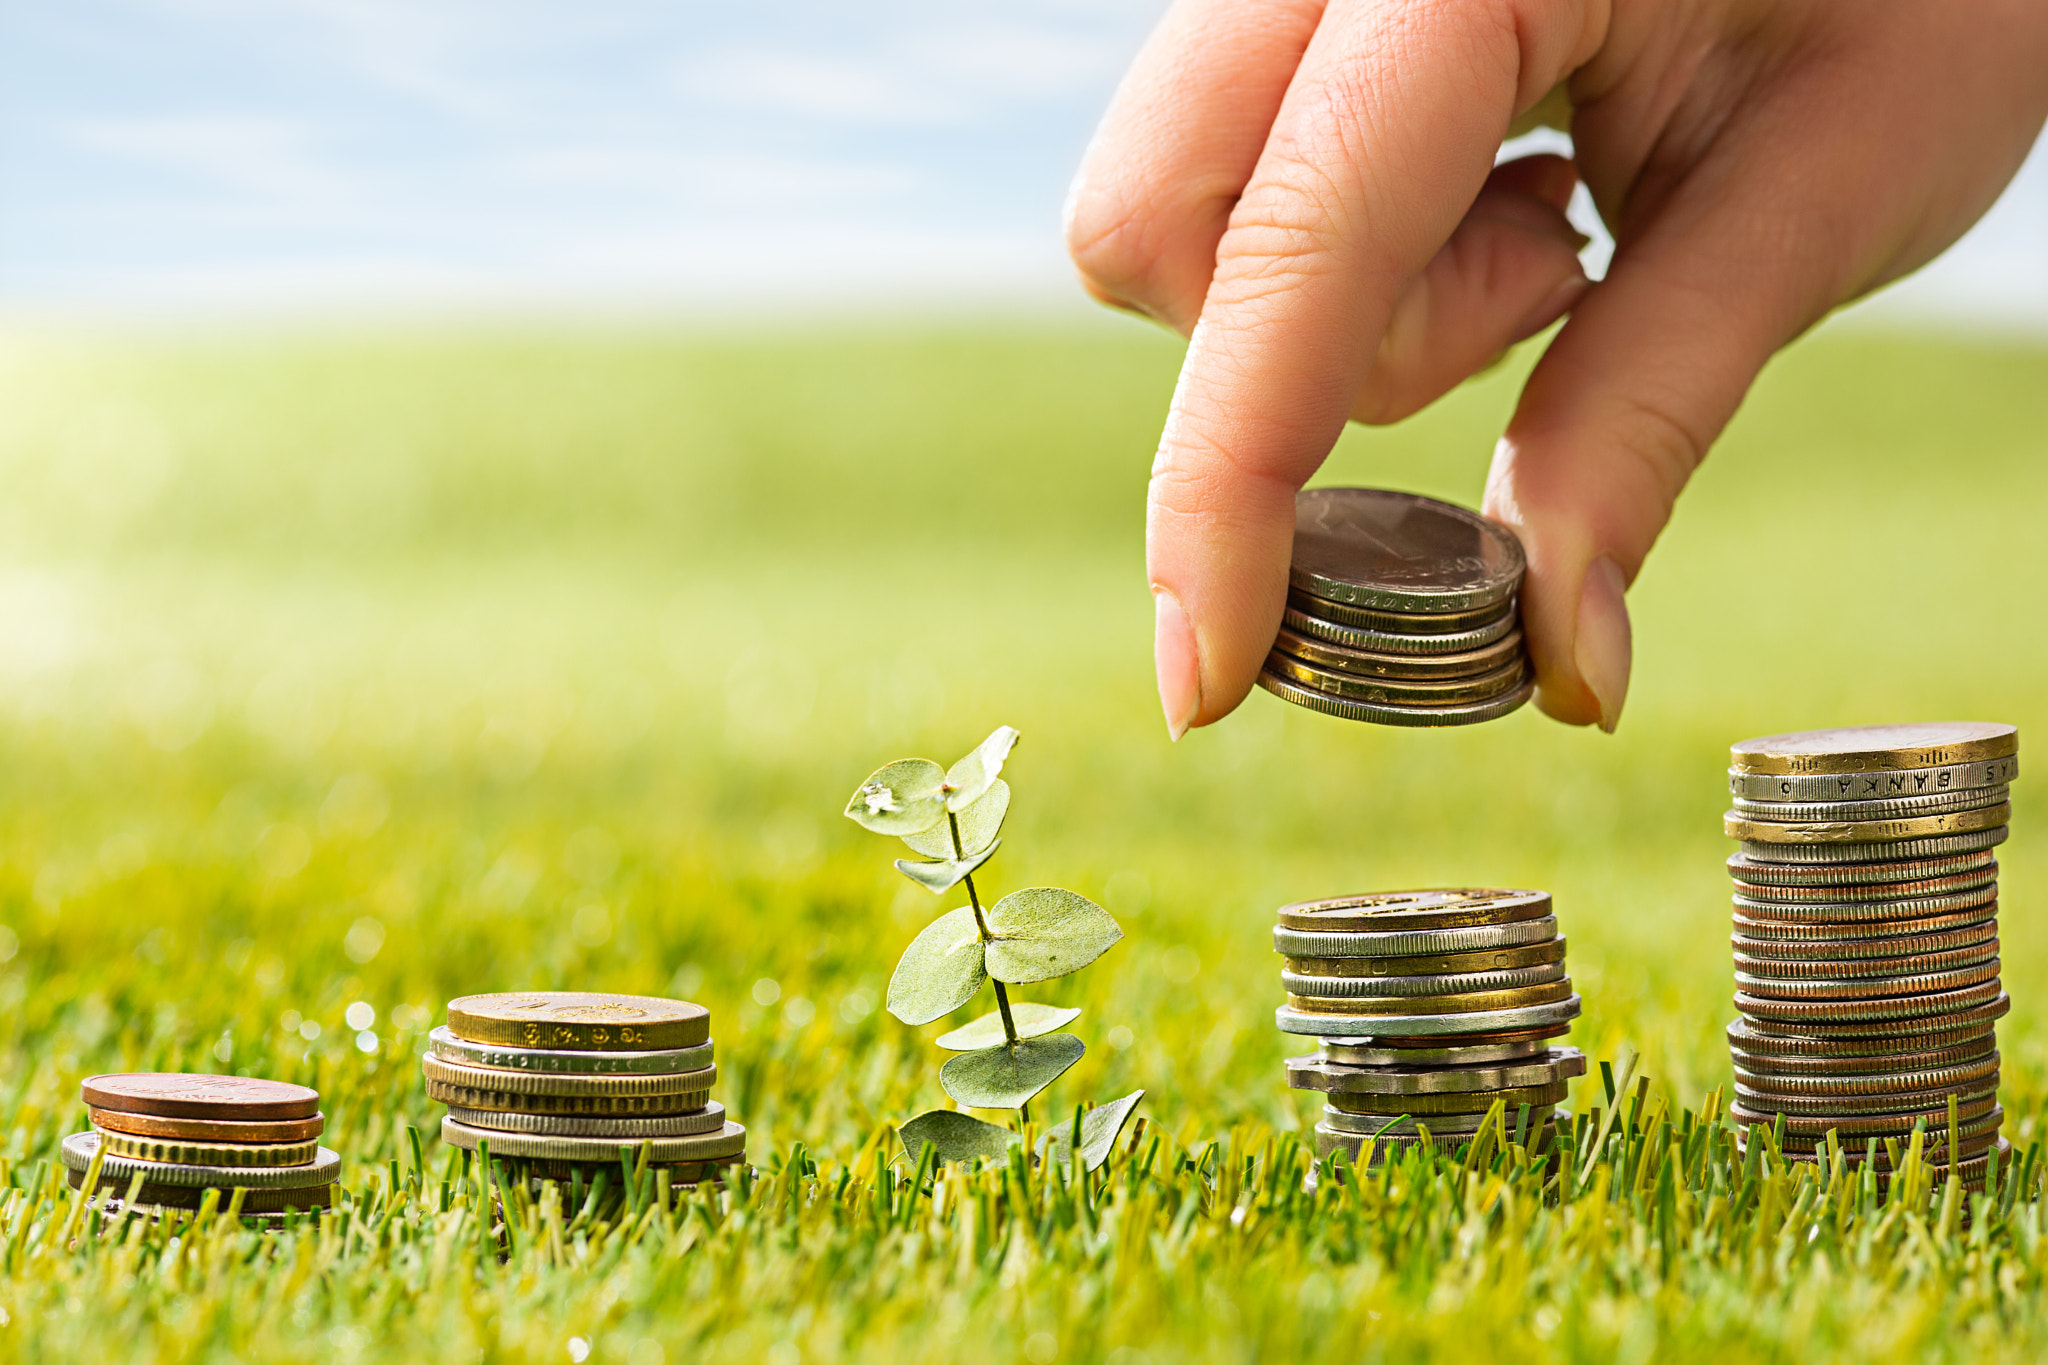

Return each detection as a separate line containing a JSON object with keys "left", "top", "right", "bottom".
{"left": 897, "top": 1089, "right": 1145, "bottom": 1170}
{"left": 934, "top": 1002, "right": 1079, "bottom": 1051}
{"left": 884, "top": 889, "right": 1123, "bottom": 1026}
{"left": 844, "top": 726, "right": 1020, "bottom": 839}
{"left": 940, "top": 1033, "right": 1084, "bottom": 1109}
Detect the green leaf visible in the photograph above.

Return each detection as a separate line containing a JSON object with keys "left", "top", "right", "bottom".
{"left": 896, "top": 1109, "right": 1021, "bottom": 1166}
{"left": 943, "top": 725, "right": 1020, "bottom": 813}
{"left": 939, "top": 1033, "right": 1085, "bottom": 1109}
{"left": 984, "top": 887, "right": 1124, "bottom": 984}
{"left": 844, "top": 758, "right": 947, "bottom": 836}
{"left": 892, "top": 839, "right": 1001, "bottom": 896}
{"left": 885, "top": 906, "right": 987, "bottom": 1026}
{"left": 901, "top": 780, "right": 1009, "bottom": 860}
{"left": 1040, "top": 1090, "right": 1145, "bottom": 1173}
{"left": 934, "top": 1003, "right": 1081, "bottom": 1051}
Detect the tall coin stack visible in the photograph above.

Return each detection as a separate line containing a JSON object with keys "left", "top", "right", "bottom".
{"left": 63, "top": 1073, "right": 336, "bottom": 1223}
{"left": 1257, "top": 487, "right": 1534, "bottom": 727}
{"left": 424, "top": 992, "right": 745, "bottom": 1187}
{"left": 1274, "top": 890, "right": 1584, "bottom": 1165}
{"left": 1723, "top": 723, "right": 2017, "bottom": 1185}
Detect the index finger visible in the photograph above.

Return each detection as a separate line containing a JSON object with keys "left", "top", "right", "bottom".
{"left": 1147, "top": 0, "right": 1596, "bottom": 737}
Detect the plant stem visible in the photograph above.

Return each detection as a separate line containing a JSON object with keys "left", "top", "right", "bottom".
{"left": 949, "top": 812, "right": 1020, "bottom": 1049}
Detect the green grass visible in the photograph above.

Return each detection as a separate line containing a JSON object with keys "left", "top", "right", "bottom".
{"left": 0, "top": 317, "right": 2046, "bottom": 1362}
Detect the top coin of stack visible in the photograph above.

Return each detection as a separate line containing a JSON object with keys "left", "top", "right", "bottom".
{"left": 1273, "top": 889, "right": 1583, "bottom": 1164}
{"left": 62, "top": 1073, "right": 338, "bottom": 1222}
{"left": 1257, "top": 488, "right": 1534, "bottom": 727}
{"left": 1722, "top": 722, "right": 2017, "bottom": 1184}
{"left": 424, "top": 991, "right": 746, "bottom": 1185}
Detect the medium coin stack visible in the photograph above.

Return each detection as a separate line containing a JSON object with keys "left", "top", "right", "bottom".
{"left": 1274, "top": 889, "right": 1584, "bottom": 1165}
{"left": 1723, "top": 723, "right": 2018, "bottom": 1185}
{"left": 1257, "top": 487, "right": 1534, "bottom": 727}
{"left": 62, "top": 1073, "right": 336, "bottom": 1223}
{"left": 424, "top": 991, "right": 745, "bottom": 1186}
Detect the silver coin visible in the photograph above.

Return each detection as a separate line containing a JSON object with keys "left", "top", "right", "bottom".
{"left": 439, "top": 1116, "right": 747, "bottom": 1163}
{"left": 1729, "top": 887, "right": 1997, "bottom": 921}
{"left": 1738, "top": 827, "right": 2007, "bottom": 863}
{"left": 1286, "top": 1047, "right": 1584, "bottom": 1096}
{"left": 1276, "top": 995, "right": 1582, "bottom": 1038}
{"left": 1280, "top": 963, "right": 1566, "bottom": 998}
{"left": 444, "top": 1102, "right": 726, "bottom": 1137}
{"left": 1726, "top": 850, "right": 1997, "bottom": 887}
{"left": 1729, "top": 757, "right": 2018, "bottom": 803}
{"left": 1313, "top": 1119, "right": 1556, "bottom": 1162}
{"left": 1319, "top": 1105, "right": 1552, "bottom": 1137}
{"left": 1288, "top": 487, "right": 1524, "bottom": 613}
{"left": 1730, "top": 784, "right": 2009, "bottom": 824}
{"left": 1320, "top": 1037, "right": 1552, "bottom": 1066}
{"left": 1727, "top": 867, "right": 1999, "bottom": 903}
{"left": 429, "top": 1027, "right": 715, "bottom": 1076}
{"left": 1736, "top": 979, "right": 2003, "bottom": 1023}
{"left": 1281, "top": 592, "right": 1513, "bottom": 636}
{"left": 1733, "top": 1053, "right": 1999, "bottom": 1098}
{"left": 1731, "top": 1079, "right": 2001, "bottom": 1119}
{"left": 60, "top": 1132, "right": 339, "bottom": 1189}
{"left": 1282, "top": 604, "right": 1519, "bottom": 656}
{"left": 1731, "top": 920, "right": 1997, "bottom": 961}
{"left": 1727, "top": 1014, "right": 2001, "bottom": 1058}
{"left": 1265, "top": 651, "right": 1529, "bottom": 706}
{"left": 1274, "top": 916, "right": 1559, "bottom": 959}
{"left": 1257, "top": 669, "right": 1535, "bottom": 728}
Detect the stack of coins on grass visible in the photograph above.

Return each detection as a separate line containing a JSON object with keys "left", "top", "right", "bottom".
{"left": 1257, "top": 487, "right": 1534, "bottom": 727}
{"left": 1723, "top": 723, "right": 2017, "bottom": 1186}
{"left": 1273, "top": 889, "right": 1584, "bottom": 1166}
{"left": 424, "top": 991, "right": 745, "bottom": 1188}
{"left": 62, "top": 1073, "right": 336, "bottom": 1223}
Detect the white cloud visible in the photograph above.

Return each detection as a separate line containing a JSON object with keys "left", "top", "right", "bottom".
{"left": 65, "top": 116, "right": 356, "bottom": 208}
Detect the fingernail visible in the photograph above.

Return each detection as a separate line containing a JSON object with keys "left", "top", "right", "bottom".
{"left": 1152, "top": 587, "right": 1201, "bottom": 742}
{"left": 1574, "top": 557, "right": 1632, "bottom": 733}
{"left": 1511, "top": 274, "right": 1589, "bottom": 343}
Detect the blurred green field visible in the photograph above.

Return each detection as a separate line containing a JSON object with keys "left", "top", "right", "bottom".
{"left": 1, "top": 318, "right": 2046, "bottom": 1361}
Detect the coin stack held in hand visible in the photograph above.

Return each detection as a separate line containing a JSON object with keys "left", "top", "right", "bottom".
{"left": 63, "top": 1073, "right": 336, "bottom": 1223}
{"left": 1258, "top": 487, "right": 1534, "bottom": 727}
{"left": 424, "top": 991, "right": 745, "bottom": 1187}
{"left": 1273, "top": 889, "right": 1584, "bottom": 1165}
{"left": 1723, "top": 723, "right": 2018, "bottom": 1186}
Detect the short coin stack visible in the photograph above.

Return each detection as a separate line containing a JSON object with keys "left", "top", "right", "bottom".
{"left": 1723, "top": 723, "right": 2017, "bottom": 1185}
{"left": 62, "top": 1073, "right": 336, "bottom": 1222}
{"left": 1274, "top": 889, "right": 1584, "bottom": 1164}
{"left": 1257, "top": 487, "right": 1534, "bottom": 727}
{"left": 425, "top": 991, "right": 745, "bottom": 1187}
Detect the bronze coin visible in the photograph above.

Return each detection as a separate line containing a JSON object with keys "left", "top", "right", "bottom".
{"left": 1729, "top": 905, "right": 1997, "bottom": 943}
{"left": 82, "top": 1073, "right": 319, "bottom": 1121}
{"left": 1734, "top": 979, "right": 2003, "bottom": 1023}
{"left": 1728, "top": 1095, "right": 1997, "bottom": 1137}
{"left": 1734, "top": 993, "right": 2009, "bottom": 1045}
{"left": 1726, "top": 850, "right": 1997, "bottom": 888}
{"left": 1730, "top": 942, "right": 1998, "bottom": 982}
{"left": 448, "top": 992, "right": 710, "bottom": 1052}
{"left": 1733, "top": 1051, "right": 1999, "bottom": 1099}
{"left": 1729, "top": 723, "right": 2018, "bottom": 776}
{"left": 1270, "top": 624, "right": 1524, "bottom": 679}
{"left": 1276, "top": 889, "right": 1552, "bottom": 934}
{"left": 88, "top": 1106, "right": 326, "bottom": 1143}
{"left": 1730, "top": 921, "right": 1996, "bottom": 961}
{"left": 1732, "top": 1077, "right": 2000, "bottom": 1118}
{"left": 1284, "top": 938, "right": 1566, "bottom": 978}
{"left": 1727, "top": 868, "right": 1999, "bottom": 903}
{"left": 1724, "top": 804, "right": 2010, "bottom": 845}
{"left": 1287, "top": 487, "right": 1525, "bottom": 614}
{"left": 1728, "top": 1034, "right": 1997, "bottom": 1077}
{"left": 1728, "top": 887, "right": 1997, "bottom": 924}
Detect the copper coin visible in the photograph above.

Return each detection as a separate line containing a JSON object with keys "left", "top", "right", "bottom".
{"left": 1727, "top": 868, "right": 1998, "bottom": 903}
{"left": 1725, "top": 850, "right": 1997, "bottom": 888}
{"left": 447, "top": 992, "right": 710, "bottom": 1052}
{"left": 1276, "top": 889, "right": 1551, "bottom": 934}
{"left": 1287, "top": 487, "right": 1525, "bottom": 613}
{"left": 1728, "top": 1095, "right": 1997, "bottom": 1137}
{"left": 1733, "top": 1052, "right": 1999, "bottom": 1099}
{"left": 1728, "top": 886, "right": 1997, "bottom": 923}
{"left": 1730, "top": 921, "right": 1996, "bottom": 960}
{"left": 1285, "top": 938, "right": 1566, "bottom": 978}
{"left": 1729, "top": 723, "right": 2018, "bottom": 776}
{"left": 1729, "top": 1034, "right": 1997, "bottom": 1077}
{"left": 87, "top": 1106, "right": 326, "bottom": 1143}
{"left": 1731, "top": 942, "right": 1997, "bottom": 981}
{"left": 1730, "top": 905, "right": 1997, "bottom": 943}
{"left": 82, "top": 1074, "right": 319, "bottom": 1121}
{"left": 1735, "top": 978, "right": 2002, "bottom": 1022}
{"left": 1732, "top": 1076, "right": 2000, "bottom": 1118}
{"left": 1735, "top": 993, "right": 2009, "bottom": 1044}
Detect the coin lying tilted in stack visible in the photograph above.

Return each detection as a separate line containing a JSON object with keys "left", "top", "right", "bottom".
{"left": 424, "top": 991, "right": 745, "bottom": 1187}
{"left": 1257, "top": 487, "right": 1534, "bottom": 727}
{"left": 62, "top": 1073, "right": 336, "bottom": 1223}
{"left": 1723, "top": 723, "right": 2017, "bottom": 1185}
{"left": 1273, "top": 889, "right": 1584, "bottom": 1165}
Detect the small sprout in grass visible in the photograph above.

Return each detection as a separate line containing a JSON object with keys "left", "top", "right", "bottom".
{"left": 845, "top": 724, "right": 1143, "bottom": 1167}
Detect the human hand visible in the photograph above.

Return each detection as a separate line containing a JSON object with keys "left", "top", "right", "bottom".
{"left": 1067, "top": 0, "right": 2048, "bottom": 737}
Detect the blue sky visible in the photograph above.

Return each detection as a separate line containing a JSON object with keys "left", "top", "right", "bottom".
{"left": 3, "top": 0, "right": 2044, "bottom": 326}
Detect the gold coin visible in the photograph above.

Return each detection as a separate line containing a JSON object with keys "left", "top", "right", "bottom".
{"left": 94, "top": 1130, "right": 321, "bottom": 1168}
{"left": 1286, "top": 979, "right": 1572, "bottom": 1016}
{"left": 1276, "top": 889, "right": 1551, "bottom": 934}
{"left": 1326, "top": 1079, "right": 1571, "bottom": 1116}
{"left": 1284, "top": 937, "right": 1566, "bottom": 977}
{"left": 1729, "top": 723, "right": 2018, "bottom": 776}
{"left": 424, "top": 1079, "right": 710, "bottom": 1116}
{"left": 447, "top": 993, "right": 710, "bottom": 1052}
{"left": 1263, "top": 651, "right": 1528, "bottom": 705}
{"left": 421, "top": 1054, "right": 714, "bottom": 1096}
{"left": 1723, "top": 804, "right": 2009, "bottom": 845}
